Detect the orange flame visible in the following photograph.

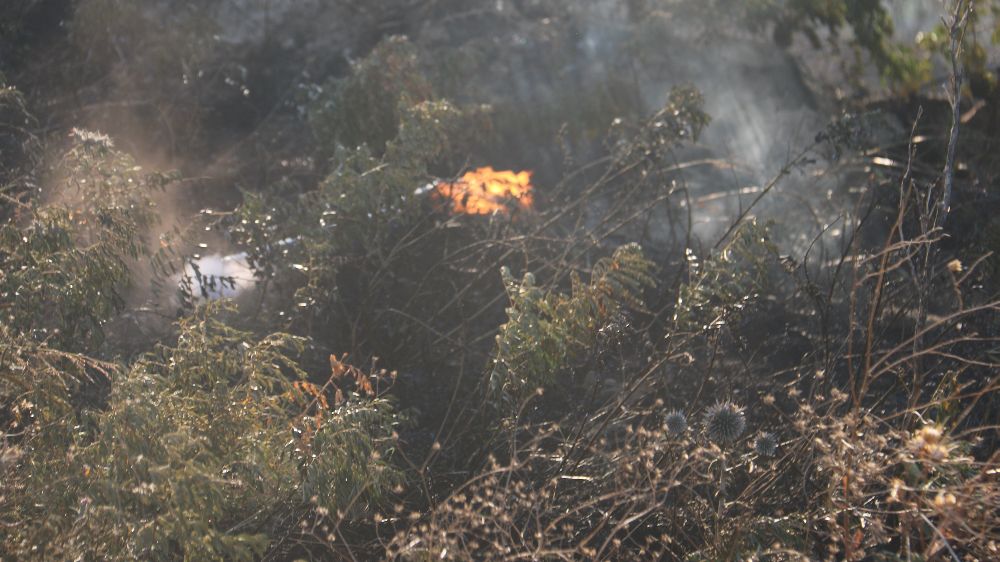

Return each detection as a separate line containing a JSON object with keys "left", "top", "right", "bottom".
{"left": 436, "top": 167, "right": 533, "bottom": 215}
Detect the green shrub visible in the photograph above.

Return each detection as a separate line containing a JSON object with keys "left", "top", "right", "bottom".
{"left": 69, "top": 0, "right": 218, "bottom": 84}
{"left": 308, "top": 36, "right": 433, "bottom": 156}
{"left": 0, "top": 130, "right": 403, "bottom": 560}
{"left": 0, "top": 129, "right": 169, "bottom": 351}
{"left": 233, "top": 85, "right": 491, "bottom": 357}
{"left": 0, "top": 77, "right": 39, "bottom": 218}
{"left": 0, "top": 129, "right": 169, "bottom": 435}
{"left": 490, "top": 243, "right": 655, "bottom": 400}
{"left": 3, "top": 303, "right": 403, "bottom": 560}
{"left": 674, "top": 221, "right": 780, "bottom": 333}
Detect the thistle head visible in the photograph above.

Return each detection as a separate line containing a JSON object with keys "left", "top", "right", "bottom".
{"left": 703, "top": 401, "right": 746, "bottom": 445}
{"left": 754, "top": 432, "right": 778, "bottom": 457}
{"left": 664, "top": 410, "right": 687, "bottom": 435}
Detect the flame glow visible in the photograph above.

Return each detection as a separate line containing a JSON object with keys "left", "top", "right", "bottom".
{"left": 435, "top": 167, "right": 533, "bottom": 215}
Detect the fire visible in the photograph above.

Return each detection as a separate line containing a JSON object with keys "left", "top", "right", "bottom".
{"left": 435, "top": 166, "right": 533, "bottom": 215}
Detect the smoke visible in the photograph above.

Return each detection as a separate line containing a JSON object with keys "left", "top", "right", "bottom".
{"left": 552, "top": 2, "right": 831, "bottom": 247}
{"left": 180, "top": 252, "right": 255, "bottom": 300}
{"left": 889, "top": 0, "right": 950, "bottom": 41}
{"left": 58, "top": 0, "right": 971, "bottom": 303}
{"left": 176, "top": 237, "right": 297, "bottom": 302}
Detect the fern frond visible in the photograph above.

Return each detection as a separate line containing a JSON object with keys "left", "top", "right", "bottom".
{"left": 491, "top": 244, "right": 656, "bottom": 401}
{"left": 592, "top": 242, "right": 656, "bottom": 312}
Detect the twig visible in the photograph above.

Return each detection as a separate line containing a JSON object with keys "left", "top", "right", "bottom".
{"left": 918, "top": 512, "right": 962, "bottom": 562}
{"left": 939, "top": 0, "right": 973, "bottom": 226}
{"left": 713, "top": 143, "right": 817, "bottom": 250}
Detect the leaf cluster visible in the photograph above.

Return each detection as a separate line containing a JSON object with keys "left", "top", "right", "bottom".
{"left": 491, "top": 243, "right": 655, "bottom": 400}
{"left": 308, "top": 36, "right": 433, "bottom": 156}
{"left": 674, "top": 221, "right": 780, "bottom": 333}
{"left": 0, "top": 130, "right": 165, "bottom": 351}
{"left": 3, "top": 303, "right": 403, "bottom": 560}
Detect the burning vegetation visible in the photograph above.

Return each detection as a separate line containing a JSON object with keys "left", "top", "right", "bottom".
{"left": 3, "top": 1, "right": 1000, "bottom": 561}
{"left": 435, "top": 166, "right": 534, "bottom": 215}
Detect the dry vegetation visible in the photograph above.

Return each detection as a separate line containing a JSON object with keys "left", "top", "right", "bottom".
{"left": 2, "top": 1, "right": 1000, "bottom": 560}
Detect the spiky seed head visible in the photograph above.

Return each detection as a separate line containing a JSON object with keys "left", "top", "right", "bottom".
{"left": 664, "top": 410, "right": 687, "bottom": 435}
{"left": 703, "top": 401, "right": 746, "bottom": 445}
{"left": 754, "top": 432, "right": 778, "bottom": 457}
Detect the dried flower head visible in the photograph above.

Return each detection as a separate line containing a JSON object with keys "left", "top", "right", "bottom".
{"left": 703, "top": 401, "right": 746, "bottom": 445}
{"left": 754, "top": 432, "right": 778, "bottom": 457}
{"left": 665, "top": 410, "right": 688, "bottom": 435}
{"left": 908, "top": 424, "right": 953, "bottom": 461}
{"left": 933, "top": 491, "right": 958, "bottom": 510}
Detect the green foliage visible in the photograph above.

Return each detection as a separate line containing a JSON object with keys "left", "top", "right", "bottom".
{"left": 0, "top": 78, "right": 39, "bottom": 219}
{"left": 6, "top": 3, "right": 1000, "bottom": 559}
{"left": 607, "top": 85, "right": 710, "bottom": 169}
{"left": 305, "top": 99, "right": 482, "bottom": 249}
{"left": 0, "top": 129, "right": 403, "bottom": 560}
{"left": 69, "top": 0, "right": 218, "bottom": 83}
{"left": 670, "top": 0, "right": 1000, "bottom": 92}
{"left": 0, "top": 324, "right": 119, "bottom": 437}
{"left": 490, "top": 243, "right": 655, "bottom": 399}
{"left": 309, "top": 36, "right": 433, "bottom": 155}
{"left": 0, "top": 130, "right": 166, "bottom": 351}
{"left": 1, "top": 129, "right": 165, "bottom": 469}
{"left": 745, "top": 0, "right": 930, "bottom": 88}
{"left": 237, "top": 38, "right": 487, "bottom": 287}
{"left": 64, "top": 0, "right": 233, "bottom": 156}
{"left": 233, "top": 61, "right": 491, "bottom": 353}
{"left": 757, "top": 0, "right": 1000, "bottom": 93}
{"left": 3, "top": 303, "right": 403, "bottom": 560}
{"left": 917, "top": 0, "right": 1000, "bottom": 94}
{"left": 674, "top": 221, "right": 780, "bottom": 332}
{"left": 299, "top": 398, "right": 404, "bottom": 518}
